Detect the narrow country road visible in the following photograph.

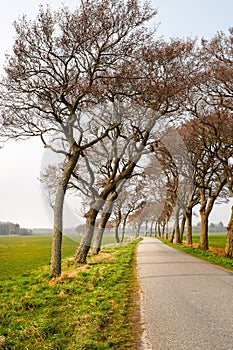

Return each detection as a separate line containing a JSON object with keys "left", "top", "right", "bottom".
{"left": 137, "top": 237, "right": 233, "bottom": 350}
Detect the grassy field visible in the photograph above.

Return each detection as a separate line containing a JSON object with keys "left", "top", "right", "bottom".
{"left": 0, "top": 235, "right": 75, "bottom": 280}
{"left": 1, "top": 233, "right": 231, "bottom": 349}
{"left": 0, "top": 234, "right": 116, "bottom": 280}
{"left": 0, "top": 235, "right": 140, "bottom": 349}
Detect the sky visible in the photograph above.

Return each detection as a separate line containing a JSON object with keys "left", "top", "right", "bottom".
{"left": 0, "top": 0, "right": 233, "bottom": 229}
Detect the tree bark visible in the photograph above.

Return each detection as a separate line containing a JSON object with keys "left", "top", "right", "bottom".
{"left": 150, "top": 221, "right": 153, "bottom": 237}
{"left": 50, "top": 189, "right": 63, "bottom": 277}
{"left": 169, "top": 227, "right": 175, "bottom": 242}
{"left": 50, "top": 147, "right": 80, "bottom": 277}
{"left": 225, "top": 206, "right": 233, "bottom": 257}
{"left": 91, "top": 211, "right": 111, "bottom": 255}
{"left": 173, "top": 204, "right": 181, "bottom": 244}
{"left": 154, "top": 221, "right": 158, "bottom": 237}
{"left": 199, "top": 210, "right": 209, "bottom": 250}
{"left": 75, "top": 180, "right": 117, "bottom": 263}
{"left": 92, "top": 194, "right": 115, "bottom": 255}
{"left": 135, "top": 222, "right": 141, "bottom": 237}
{"left": 121, "top": 215, "right": 128, "bottom": 243}
{"left": 145, "top": 220, "right": 148, "bottom": 236}
{"left": 75, "top": 206, "right": 99, "bottom": 263}
{"left": 185, "top": 207, "right": 193, "bottom": 246}
{"left": 158, "top": 223, "right": 161, "bottom": 237}
{"left": 198, "top": 180, "right": 226, "bottom": 251}
{"left": 180, "top": 214, "right": 186, "bottom": 242}
{"left": 114, "top": 210, "right": 121, "bottom": 243}
{"left": 161, "top": 222, "right": 165, "bottom": 238}
{"left": 165, "top": 216, "right": 169, "bottom": 240}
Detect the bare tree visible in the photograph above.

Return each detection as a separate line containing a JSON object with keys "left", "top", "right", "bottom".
{"left": 72, "top": 37, "right": 200, "bottom": 262}
{"left": 201, "top": 31, "right": 233, "bottom": 254}
{"left": 180, "top": 116, "right": 229, "bottom": 249}
{"left": 74, "top": 104, "right": 160, "bottom": 263}
{"left": 0, "top": 0, "right": 156, "bottom": 276}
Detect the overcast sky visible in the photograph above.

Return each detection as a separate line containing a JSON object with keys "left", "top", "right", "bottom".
{"left": 0, "top": 0, "right": 233, "bottom": 228}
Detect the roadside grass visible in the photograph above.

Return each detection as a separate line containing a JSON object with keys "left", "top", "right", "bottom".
{"left": 0, "top": 238, "right": 141, "bottom": 349}
{"left": 0, "top": 235, "right": 116, "bottom": 280}
{"left": 162, "top": 234, "right": 233, "bottom": 271}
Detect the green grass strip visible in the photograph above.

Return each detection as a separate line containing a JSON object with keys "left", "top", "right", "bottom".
{"left": 0, "top": 240, "right": 141, "bottom": 349}
{"left": 161, "top": 239, "right": 233, "bottom": 271}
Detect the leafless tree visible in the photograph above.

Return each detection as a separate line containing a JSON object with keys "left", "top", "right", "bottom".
{"left": 180, "top": 116, "right": 230, "bottom": 249}
{"left": 0, "top": 0, "right": 156, "bottom": 276}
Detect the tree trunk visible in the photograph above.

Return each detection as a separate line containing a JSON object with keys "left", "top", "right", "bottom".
{"left": 135, "top": 222, "right": 141, "bottom": 237}
{"left": 199, "top": 210, "right": 209, "bottom": 250}
{"left": 161, "top": 222, "right": 165, "bottom": 238}
{"left": 186, "top": 207, "right": 193, "bottom": 246}
{"left": 75, "top": 206, "right": 99, "bottom": 263}
{"left": 50, "top": 147, "right": 80, "bottom": 277}
{"left": 114, "top": 210, "right": 121, "bottom": 243}
{"left": 180, "top": 214, "right": 186, "bottom": 242}
{"left": 169, "top": 227, "right": 175, "bottom": 242}
{"left": 50, "top": 189, "right": 63, "bottom": 277}
{"left": 198, "top": 180, "right": 226, "bottom": 251}
{"left": 91, "top": 211, "right": 111, "bottom": 255}
{"left": 75, "top": 180, "right": 119, "bottom": 263}
{"left": 121, "top": 215, "right": 128, "bottom": 243}
{"left": 225, "top": 206, "right": 233, "bottom": 257}
{"left": 150, "top": 222, "right": 153, "bottom": 237}
{"left": 92, "top": 194, "right": 115, "bottom": 255}
{"left": 173, "top": 205, "right": 181, "bottom": 244}
{"left": 154, "top": 221, "right": 158, "bottom": 237}
{"left": 75, "top": 140, "right": 150, "bottom": 263}
{"left": 145, "top": 220, "right": 148, "bottom": 236}
{"left": 158, "top": 223, "right": 161, "bottom": 237}
{"left": 165, "top": 217, "right": 169, "bottom": 240}
{"left": 114, "top": 222, "right": 120, "bottom": 243}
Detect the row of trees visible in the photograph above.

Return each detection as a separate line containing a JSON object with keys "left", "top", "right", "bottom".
{"left": 0, "top": 0, "right": 232, "bottom": 276}
{"left": 0, "top": 222, "right": 32, "bottom": 235}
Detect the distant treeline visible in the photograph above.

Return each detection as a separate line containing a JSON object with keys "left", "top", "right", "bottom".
{"left": 192, "top": 221, "right": 226, "bottom": 233}
{"left": 0, "top": 222, "right": 32, "bottom": 236}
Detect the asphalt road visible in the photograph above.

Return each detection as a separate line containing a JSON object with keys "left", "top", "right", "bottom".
{"left": 137, "top": 237, "right": 233, "bottom": 350}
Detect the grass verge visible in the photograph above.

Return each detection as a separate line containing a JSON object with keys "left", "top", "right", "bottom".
{"left": 0, "top": 240, "right": 141, "bottom": 349}
{"left": 161, "top": 239, "right": 233, "bottom": 272}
